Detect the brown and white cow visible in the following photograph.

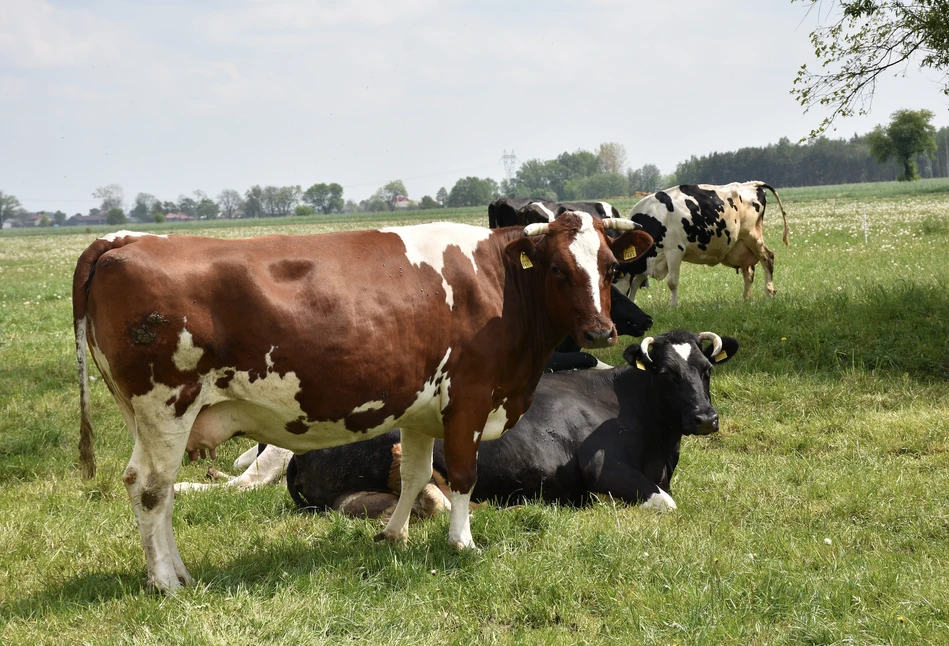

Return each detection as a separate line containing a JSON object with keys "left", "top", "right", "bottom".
{"left": 622, "top": 181, "right": 789, "bottom": 306}
{"left": 74, "top": 216, "right": 653, "bottom": 593}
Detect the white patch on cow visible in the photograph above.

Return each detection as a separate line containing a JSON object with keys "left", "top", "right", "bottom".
{"left": 352, "top": 400, "right": 385, "bottom": 414}
{"left": 265, "top": 345, "right": 277, "bottom": 373}
{"left": 480, "top": 399, "right": 509, "bottom": 441}
{"left": 642, "top": 489, "right": 677, "bottom": 512}
{"left": 380, "top": 222, "right": 490, "bottom": 309}
{"left": 598, "top": 202, "right": 614, "bottom": 218}
{"left": 233, "top": 445, "right": 260, "bottom": 470}
{"left": 448, "top": 489, "right": 476, "bottom": 549}
{"left": 567, "top": 212, "right": 604, "bottom": 314}
{"left": 671, "top": 343, "right": 691, "bottom": 362}
{"left": 531, "top": 202, "right": 556, "bottom": 221}
{"left": 593, "top": 360, "right": 613, "bottom": 370}
{"left": 98, "top": 230, "right": 168, "bottom": 242}
{"left": 473, "top": 430, "right": 481, "bottom": 443}
{"left": 172, "top": 320, "right": 204, "bottom": 372}
{"left": 182, "top": 347, "right": 456, "bottom": 456}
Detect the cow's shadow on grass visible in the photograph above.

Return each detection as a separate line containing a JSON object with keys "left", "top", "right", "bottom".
{"left": 636, "top": 281, "right": 949, "bottom": 380}
{"left": 0, "top": 512, "right": 490, "bottom": 620}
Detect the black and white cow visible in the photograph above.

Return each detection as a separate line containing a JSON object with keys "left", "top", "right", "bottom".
{"left": 286, "top": 329, "right": 739, "bottom": 514}
{"left": 621, "top": 181, "right": 789, "bottom": 307}
{"left": 489, "top": 197, "right": 622, "bottom": 229}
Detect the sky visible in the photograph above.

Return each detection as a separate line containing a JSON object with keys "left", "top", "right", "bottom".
{"left": 2, "top": 0, "right": 948, "bottom": 214}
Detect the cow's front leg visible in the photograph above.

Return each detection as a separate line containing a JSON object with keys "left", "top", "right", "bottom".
{"left": 377, "top": 428, "right": 434, "bottom": 544}
{"left": 579, "top": 451, "right": 677, "bottom": 513}
{"left": 442, "top": 416, "right": 485, "bottom": 550}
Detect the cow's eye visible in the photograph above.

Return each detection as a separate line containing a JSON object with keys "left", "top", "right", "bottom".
{"left": 551, "top": 264, "right": 564, "bottom": 278}
{"left": 604, "top": 264, "right": 616, "bottom": 283}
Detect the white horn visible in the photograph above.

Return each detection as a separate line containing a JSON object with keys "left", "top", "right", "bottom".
{"left": 524, "top": 223, "right": 550, "bottom": 236}
{"left": 640, "top": 336, "right": 655, "bottom": 363}
{"left": 697, "top": 332, "right": 723, "bottom": 358}
{"left": 602, "top": 218, "right": 640, "bottom": 231}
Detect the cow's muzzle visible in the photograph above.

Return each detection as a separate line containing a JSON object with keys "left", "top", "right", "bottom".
{"left": 582, "top": 326, "right": 616, "bottom": 349}
{"left": 692, "top": 411, "right": 719, "bottom": 435}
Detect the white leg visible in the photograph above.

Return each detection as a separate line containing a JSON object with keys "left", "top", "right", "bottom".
{"left": 378, "top": 428, "right": 434, "bottom": 543}
{"left": 448, "top": 489, "right": 476, "bottom": 549}
{"left": 175, "top": 445, "right": 292, "bottom": 493}
{"left": 123, "top": 413, "right": 195, "bottom": 594}
{"left": 233, "top": 445, "right": 260, "bottom": 470}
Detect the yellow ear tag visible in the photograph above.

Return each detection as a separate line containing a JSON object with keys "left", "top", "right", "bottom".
{"left": 520, "top": 252, "right": 533, "bottom": 269}
{"left": 636, "top": 360, "right": 646, "bottom": 370}
{"left": 623, "top": 246, "right": 637, "bottom": 261}
{"left": 714, "top": 350, "right": 728, "bottom": 362}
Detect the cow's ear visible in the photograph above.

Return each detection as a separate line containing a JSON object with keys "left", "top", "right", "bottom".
{"left": 505, "top": 237, "right": 538, "bottom": 270}
{"left": 608, "top": 230, "right": 654, "bottom": 264}
{"left": 623, "top": 343, "right": 653, "bottom": 371}
{"left": 703, "top": 336, "right": 740, "bottom": 365}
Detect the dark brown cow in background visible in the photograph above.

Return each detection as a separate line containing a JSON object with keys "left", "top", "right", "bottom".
{"left": 74, "top": 215, "right": 652, "bottom": 593}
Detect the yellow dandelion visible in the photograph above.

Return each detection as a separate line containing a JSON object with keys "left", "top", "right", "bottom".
{"left": 898, "top": 616, "right": 906, "bottom": 623}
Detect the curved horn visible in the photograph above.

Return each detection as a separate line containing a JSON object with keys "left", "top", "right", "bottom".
{"left": 602, "top": 217, "right": 641, "bottom": 231}
{"left": 524, "top": 222, "right": 550, "bottom": 236}
{"left": 697, "top": 332, "right": 723, "bottom": 358}
{"left": 640, "top": 336, "right": 655, "bottom": 363}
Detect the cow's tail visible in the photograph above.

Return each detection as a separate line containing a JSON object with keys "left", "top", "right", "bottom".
{"left": 72, "top": 234, "right": 141, "bottom": 480}
{"left": 758, "top": 182, "right": 789, "bottom": 246}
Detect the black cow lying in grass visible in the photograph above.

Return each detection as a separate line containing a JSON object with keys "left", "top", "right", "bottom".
{"left": 284, "top": 330, "right": 738, "bottom": 516}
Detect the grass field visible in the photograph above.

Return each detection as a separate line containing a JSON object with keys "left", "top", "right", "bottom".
{"left": 1, "top": 180, "right": 948, "bottom": 644}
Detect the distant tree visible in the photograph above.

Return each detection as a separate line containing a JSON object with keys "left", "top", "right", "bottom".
{"left": 343, "top": 199, "right": 360, "bottom": 213}
{"left": 792, "top": 0, "right": 949, "bottom": 137}
{"left": 566, "top": 172, "right": 629, "bottom": 200}
{"left": 627, "top": 164, "right": 663, "bottom": 193}
{"left": 244, "top": 185, "right": 264, "bottom": 218}
{"left": 866, "top": 109, "right": 937, "bottom": 180}
{"left": 53, "top": 210, "right": 67, "bottom": 226}
{"left": 419, "top": 195, "right": 440, "bottom": 210}
{"left": 93, "top": 184, "right": 124, "bottom": 213}
{"left": 38, "top": 212, "right": 51, "bottom": 227}
{"left": 326, "top": 183, "right": 344, "bottom": 214}
{"left": 196, "top": 198, "right": 220, "bottom": 219}
{"left": 596, "top": 142, "right": 628, "bottom": 175}
{"left": 0, "top": 191, "right": 23, "bottom": 227}
{"left": 106, "top": 207, "right": 127, "bottom": 225}
{"left": 177, "top": 196, "right": 197, "bottom": 217}
{"left": 557, "top": 149, "right": 600, "bottom": 179}
{"left": 447, "top": 176, "right": 500, "bottom": 207}
{"left": 160, "top": 200, "right": 178, "bottom": 215}
{"left": 129, "top": 193, "right": 157, "bottom": 222}
{"left": 435, "top": 187, "right": 449, "bottom": 206}
{"left": 153, "top": 211, "right": 166, "bottom": 223}
{"left": 371, "top": 180, "right": 409, "bottom": 211}
{"left": 217, "top": 189, "right": 243, "bottom": 219}
{"left": 660, "top": 173, "right": 677, "bottom": 189}
{"left": 305, "top": 182, "right": 345, "bottom": 214}
{"left": 294, "top": 204, "right": 317, "bottom": 217}
{"left": 274, "top": 185, "right": 301, "bottom": 216}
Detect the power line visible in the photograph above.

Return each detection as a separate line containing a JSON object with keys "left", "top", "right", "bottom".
{"left": 500, "top": 150, "right": 518, "bottom": 182}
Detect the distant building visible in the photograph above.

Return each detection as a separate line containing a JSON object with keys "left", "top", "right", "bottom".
{"left": 393, "top": 195, "right": 415, "bottom": 209}
{"left": 66, "top": 214, "right": 109, "bottom": 226}
{"left": 164, "top": 212, "right": 194, "bottom": 222}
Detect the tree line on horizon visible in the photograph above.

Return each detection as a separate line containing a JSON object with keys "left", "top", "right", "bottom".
{"left": 2, "top": 113, "right": 947, "bottom": 228}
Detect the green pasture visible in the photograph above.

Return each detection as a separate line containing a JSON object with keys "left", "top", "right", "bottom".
{"left": 1, "top": 182, "right": 948, "bottom": 644}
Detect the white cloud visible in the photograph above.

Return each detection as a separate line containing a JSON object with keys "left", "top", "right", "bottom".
{"left": 0, "top": 0, "right": 120, "bottom": 68}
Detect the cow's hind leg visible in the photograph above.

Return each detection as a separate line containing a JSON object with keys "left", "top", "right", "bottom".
{"left": 376, "top": 428, "right": 434, "bottom": 544}
{"left": 741, "top": 265, "right": 755, "bottom": 300}
{"left": 124, "top": 412, "right": 195, "bottom": 593}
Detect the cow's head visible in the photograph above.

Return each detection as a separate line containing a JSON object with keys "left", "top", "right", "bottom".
{"left": 507, "top": 211, "right": 654, "bottom": 349}
{"left": 624, "top": 329, "right": 739, "bottom": 435}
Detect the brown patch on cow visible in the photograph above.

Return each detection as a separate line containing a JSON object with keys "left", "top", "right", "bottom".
{"left": 269, "top": 259, "right": 314, "bottom": 282}
{"left": 174, "top": 383, "right": 202, "bottom": 417}
{"left": 123, "top": 467, "right": 138, "bottom": 486}
{"left": 216, "top": 370, "right": 235, "bottom": 389}
{"left": 141, "top": 488, "right": 161, "bottom": 511}
{"left": 387, "top": 443, "right": 404, "bottom": 493}
{"left": 285, "top": 417, "right": 308, "bottom": 434}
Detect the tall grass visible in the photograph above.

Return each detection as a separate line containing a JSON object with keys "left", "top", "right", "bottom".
{"left": 1, "top": 189, "right": 948, "bottom": 644}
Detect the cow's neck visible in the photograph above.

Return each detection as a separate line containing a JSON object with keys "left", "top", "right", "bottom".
{"left": 490, "top": 229, "right": 568, "bottom": 386}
